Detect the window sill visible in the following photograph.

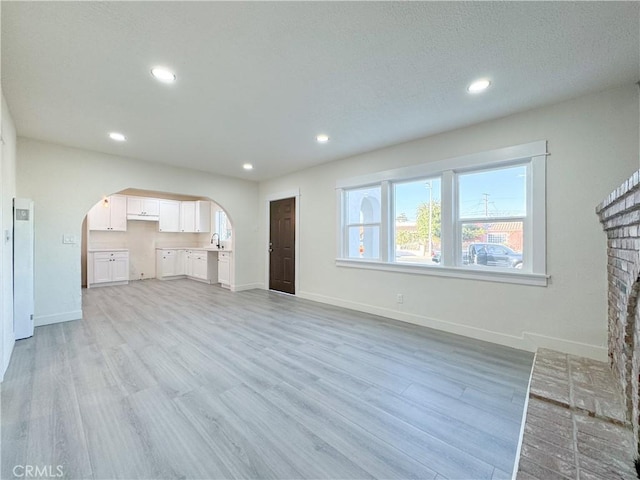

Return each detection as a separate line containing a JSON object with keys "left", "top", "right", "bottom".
{"left": 335, "top": 258, "right": 549, "bottom": 287}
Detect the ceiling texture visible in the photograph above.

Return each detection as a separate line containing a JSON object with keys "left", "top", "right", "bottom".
{"left": 2, "top": 2, "right": 639, "bottom": 181}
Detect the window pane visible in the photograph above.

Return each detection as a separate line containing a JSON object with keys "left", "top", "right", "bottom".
{"left": 459, "top": 165, "right": 526, "bottom": 219}
{"left": 348, "top": 225, "right": 380, "bottom": 259}
{"left": 461, "top": 221, "right": 524, "bottom": 269}
{"left": 346, "top": 186, "right": 381, "bottom": 224}
{"left": 394, "top": 178, "right": 441, "bottom": 264}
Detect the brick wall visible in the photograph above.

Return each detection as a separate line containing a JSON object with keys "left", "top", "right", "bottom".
{"left": 596, "top": 170, "right": 640, "bottom": 451}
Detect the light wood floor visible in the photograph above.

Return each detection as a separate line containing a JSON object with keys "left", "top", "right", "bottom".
{"left": 2, "top": 279, "right": 533, "bottom": 479}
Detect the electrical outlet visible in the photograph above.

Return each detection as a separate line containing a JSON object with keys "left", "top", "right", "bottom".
{"left": 396, "top": 294, "right": 404, "bottom": 304}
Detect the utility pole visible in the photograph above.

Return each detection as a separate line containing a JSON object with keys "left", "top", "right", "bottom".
{"left": 482, "top": 193, "right": 490, "bottom": 216}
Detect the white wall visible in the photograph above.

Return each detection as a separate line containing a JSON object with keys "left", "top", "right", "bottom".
{"left": 1, "top": 92, "right": 17, "bottom": 379}
{"left": 16, "top": 139, "right": 260, "bottom": 326}
{"left": 259, "top": 84, "right": 640, "bottom": 361}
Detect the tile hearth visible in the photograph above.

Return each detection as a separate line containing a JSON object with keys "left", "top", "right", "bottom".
{"left": 517, "top": 349, "right": 636, "bottom": 479}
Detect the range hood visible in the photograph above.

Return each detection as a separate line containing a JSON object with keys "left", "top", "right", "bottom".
{"left": 127, "top": 214, "right": 159, "bottom": 222}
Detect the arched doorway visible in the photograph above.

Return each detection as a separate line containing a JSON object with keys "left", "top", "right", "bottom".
{"left": 81, "top": 188, "right": 233, "bottom": 289}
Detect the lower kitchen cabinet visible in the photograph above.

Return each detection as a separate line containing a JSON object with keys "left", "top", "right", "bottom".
{"left": 218, "top": 251, "right": 230, "bottom": 288}
{"left": 157, "top": 249, "right": 218, "bottom": 284}
{"left": 190, "top": 254, "right": 209, "bottom": 281}
{"left": 156, "top": 249, "right": 185, "bottom": 278}
{"left": 88, "top": 250, "right": 129, "bottom": 287}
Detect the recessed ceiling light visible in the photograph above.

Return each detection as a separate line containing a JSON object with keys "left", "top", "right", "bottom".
{"left": 151, "top": 66, "right": 176, "bottom": 83}
{"left": 243, "top": 163, "right": 253, "bottom": 171}
{"left": 467, "top": 79, "right": 491, "bottom": 93}
{"left": 316, "top": 134, "right": 330, "bottom": 143}
{"left": 109, "top": 132, "right": 126, "bottom": 142}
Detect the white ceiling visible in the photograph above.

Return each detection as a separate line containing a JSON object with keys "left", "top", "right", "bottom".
{"left": 2, "top": 2, "right": 639, "bottom": 181}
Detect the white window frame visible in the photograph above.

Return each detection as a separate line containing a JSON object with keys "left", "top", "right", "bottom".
{"left": 341, "top": 184, "right": 384, "bottom": 260}
{"left": 336, "top": 141, "right": 548, "bottom": 286}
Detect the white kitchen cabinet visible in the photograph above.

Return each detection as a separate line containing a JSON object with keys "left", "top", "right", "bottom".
{"left": 156, "top": 248, "right": 218, "bottom": 283}
{"left": 177, "top": 249, "right": 186, "bottom": 275}
{"left": 88, "top": 195, "right": 127, "bottom": 231}
{"left": 218, "top": 251, "right": 230, "bottom": 288}
{"left": 160, "top": 249, "right": 217, "bottom": 283}
{"left": 185, "top": 250, "right": 211, "bottom": 282}
{"left": 127, "top": 197, "right": 160, "bottom": 219}
{"left": 88, "top": 250, "right": 129, "bottom": 287}
{"left": 184, "top": 251, "right": 193, "bottom": 277}
{"left": 112, "top": 255, "right": 129, "bottom": 282}
{"left": 92, "top": 255, "right": 112, "bottom": 284}
{"left": 195, "top": 201, "right": 211, "bottom": 233}
{"left": 156, "top": 249, "right": 184, "bottom": 277}
{"left": 159, "top": 200, "right": 181, "bottom": 232}
{"left": 162, "top": 251, "right": 177, "bottom": 276}
{"left": 180, "top": 201, "right": 211, "bottom": 233}
{"left": 191, "top": 254, "right": 208, "bottom": 280}
{"left": 180, "top": 202, "right": 196, "bottom": 232}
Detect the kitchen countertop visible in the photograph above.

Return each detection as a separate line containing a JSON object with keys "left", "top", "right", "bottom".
{"left": 88, "top": 248, "right": 129, "bottom": 252}
{"left": 155, "top": 247, "right": 232, "bottom": 252}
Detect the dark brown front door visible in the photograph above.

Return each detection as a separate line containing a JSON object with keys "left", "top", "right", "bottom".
{"left": 269, "top": 197, "right": 295, "bottom": 294}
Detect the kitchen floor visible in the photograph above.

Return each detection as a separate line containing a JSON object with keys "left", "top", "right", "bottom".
{"left": 2, "top": 279, "right": 533, "bottom": 479}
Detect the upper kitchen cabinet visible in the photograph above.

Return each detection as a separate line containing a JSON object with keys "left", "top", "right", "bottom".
{"left": 158, "top": 200, "right": 181, "bottom": 232}
{"left": 88, "top": 195, "right": 127, "bottom": 231}
{"left": 180, "top": 201, "right": 211, "bottom": 233}
{"left": 195, "top": 201, "right": 211, "bottom": 233}
{"left": 180, "top": 201, "right": 196, "bottom": 232}
{"left": 127, "top": 197, "right": 160, "bottom": 220}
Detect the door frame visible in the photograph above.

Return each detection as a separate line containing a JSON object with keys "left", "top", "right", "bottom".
{"left": 264, "top": 189, "right": 300, "bottom": 295}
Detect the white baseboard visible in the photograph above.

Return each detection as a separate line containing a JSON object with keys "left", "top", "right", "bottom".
{"left": 88, "top": 280, "right": 129, "bottom": 288}
{"left": 232, "top": 282, "right": 264, "bottom": 292}
{"left": 522, "top": 332, "right": 607, "bottom": 362}
{"left": 297, "top": 290, "right": 606, "bottom": 359}
{"left": 34, "top": 310, "right": 83, "bottom": 327}
{"left": 298, "top": 290, "right": 529, "bottom": 350}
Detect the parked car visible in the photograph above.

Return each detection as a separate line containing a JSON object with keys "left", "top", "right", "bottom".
{"left": 468, "top": 243, "right": 522, "bottom": 269}
{"left": 433, "top": 250, "right": 469, "bottom": 264}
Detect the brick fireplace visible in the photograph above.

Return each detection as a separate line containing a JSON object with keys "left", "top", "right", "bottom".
{"left": 597, "top": 170, "right": 640, "bottom": 453}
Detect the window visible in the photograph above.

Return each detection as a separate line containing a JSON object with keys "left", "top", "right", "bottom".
{"left": 215, "top": 210, "right": 232, "bottom": 240}
{"left": 344, "top": 186, "right": 381, "bottom": 260}
{"left": 394, "top": 178, "right": 441, "bottom": 264}
{"left": 458, "top": 164, "right": 526, "bottom": 269}
{"left": 336, "top": 141, "right": 548, "bottom": 286}
{"left": 487, "top": 233, "right": 508, "bottom": 244}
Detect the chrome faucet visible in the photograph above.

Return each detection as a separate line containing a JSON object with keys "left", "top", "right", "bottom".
{"left": 210, "top": 233, "right": 220, "bottom": 248}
